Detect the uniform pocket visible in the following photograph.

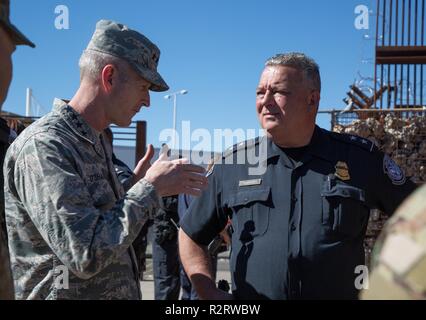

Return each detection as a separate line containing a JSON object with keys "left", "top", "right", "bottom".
{"left": 321, "top": 179, "right": 369, "bottom": 238}
{"left": 228, "top": 187, "right": 271, "bottom": 240}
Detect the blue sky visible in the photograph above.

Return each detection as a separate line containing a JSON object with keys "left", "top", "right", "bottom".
{"left": 5, "top": 0, "right": 377, "bottom": 151}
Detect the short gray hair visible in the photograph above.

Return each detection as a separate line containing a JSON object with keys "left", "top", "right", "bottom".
{"left": 265, "top": 52, "right": 321, "bottom": 92}
{"left": 78, "top": 50, "right": 131, "bottom": 82}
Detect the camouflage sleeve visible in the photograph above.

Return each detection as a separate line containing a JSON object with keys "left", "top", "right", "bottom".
{"left": 361, "top": 184, "right": 426, "bottom": 300}
{"left": 13, "top": 133, "right": 159, "bottom": 280}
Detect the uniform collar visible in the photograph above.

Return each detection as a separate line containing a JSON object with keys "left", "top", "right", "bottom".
{"left": 265, "top": 125, "right": 334, "bottom": 168}
{"left": 265, "top": 136, "right": 282, "bottom": 160}
{"left": 52, "top": 98, "right": 101, "bottom": 145}
{"left": 305, "top": 125, "right": 334, "bottom": 162}
{"left": 52, "top": 98, "right": 104, "bottom": 158}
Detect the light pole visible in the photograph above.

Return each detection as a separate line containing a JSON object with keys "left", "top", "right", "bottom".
{"left": 164, "top": 89, "right": 188, "bottom": 152}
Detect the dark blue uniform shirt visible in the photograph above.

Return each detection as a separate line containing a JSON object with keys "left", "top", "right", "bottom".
{"left": 180, "top": 126, "right": 417, "bottom": 300}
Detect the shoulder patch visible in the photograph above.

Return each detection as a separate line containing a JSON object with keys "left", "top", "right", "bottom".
{"left": 330, "top": 132, "right": 378, "bottom": 152}
{"left": 383, "top": 154, "right": 406, "bottom": 185}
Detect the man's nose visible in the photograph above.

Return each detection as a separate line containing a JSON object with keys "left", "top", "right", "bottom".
{"left": 141, "top": 93, "right": 150, "bottom": 107}
{"left": 262, "top": 89, "right": 275, "bottom": 106}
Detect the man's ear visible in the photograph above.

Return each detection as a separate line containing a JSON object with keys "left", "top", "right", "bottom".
{"left": 308, "top": 90, "right": 320, "bottom": 111}
{"left": 101, "top": 64, "right": 115, "bottom": 93}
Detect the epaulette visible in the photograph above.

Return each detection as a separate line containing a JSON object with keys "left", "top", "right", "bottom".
{"left": 222, "top": 137, "right": 260, "bottom": 159}
{"left": 329, "top": 131, "right": 378, "bottom": 153}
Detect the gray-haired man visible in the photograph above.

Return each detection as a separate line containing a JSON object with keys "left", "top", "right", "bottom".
{"left": 0, "top": 0, "right": 35, "bottom": 300}
{"left": 179, "top": 52, "right": 416, "bottom": 300}
{"left": 4, "top": 20, "right": 207, "bottom": 300}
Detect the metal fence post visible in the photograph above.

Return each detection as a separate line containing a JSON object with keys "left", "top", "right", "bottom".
{"left": 135, "top": 121, "right": 146, "bottom": 166}
{"left": 331, "top": 109, "right": 336, "bottom": 130}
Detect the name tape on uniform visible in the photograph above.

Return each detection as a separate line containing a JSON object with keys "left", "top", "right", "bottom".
{"left": 239, "top": 179, "right": 262, "bottom": 187}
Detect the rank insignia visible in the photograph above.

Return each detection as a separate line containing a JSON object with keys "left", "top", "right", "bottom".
{"left": 335, "top": 161, "right": 350, "bottom": 181}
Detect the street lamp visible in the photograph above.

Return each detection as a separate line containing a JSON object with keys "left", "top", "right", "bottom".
{"left": 164, "top": 89, "right": 188, "bottom": 152}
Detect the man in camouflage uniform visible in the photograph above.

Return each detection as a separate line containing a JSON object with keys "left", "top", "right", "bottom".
{"left": 0, "top": 0, "right": 35, "bottom": 300}
{"left": 3, "top": 20, "right": 207, "bottom": 299}
{"left": 361, "top": 183, "right": 426, "bottom": 300}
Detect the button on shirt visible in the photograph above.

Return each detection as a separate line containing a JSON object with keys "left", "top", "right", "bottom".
{"left": 180, "top": 126, "right": 417, "bottom": 300}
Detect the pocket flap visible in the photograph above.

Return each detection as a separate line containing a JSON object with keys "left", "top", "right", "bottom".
{"left": 322, "top": 184, "right": 365, "bottom": 202}
{"left": 228, "top": 187, "right": 271, "bottom": 207}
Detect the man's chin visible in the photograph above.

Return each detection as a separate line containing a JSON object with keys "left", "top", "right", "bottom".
{"left": 262, "top": 123, "right": 284, "bottom": 139}
{"left": 114, "top": 118, "right": 132, "bottom": 127}
{"left": 261, "top": 121, "right": 280, "bottom": 132}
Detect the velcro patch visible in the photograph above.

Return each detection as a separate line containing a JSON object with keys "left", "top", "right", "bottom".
{"left": 380, "top": 234, "right": 425, "bottom": 275}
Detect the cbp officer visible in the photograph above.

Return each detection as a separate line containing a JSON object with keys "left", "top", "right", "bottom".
{"left": 178, "top": 52, "right": 417, "bottom": 300}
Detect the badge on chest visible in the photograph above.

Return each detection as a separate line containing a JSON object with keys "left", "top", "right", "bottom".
{"left": 335, "top": 161, "right": 350, "bottom": 181}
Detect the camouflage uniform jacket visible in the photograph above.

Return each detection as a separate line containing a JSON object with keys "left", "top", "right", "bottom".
{"left": 362, "top": 184, "right": 426, "bottom": 299}
{"left": 3, "top": 100, "right": 159, "bottom": 300}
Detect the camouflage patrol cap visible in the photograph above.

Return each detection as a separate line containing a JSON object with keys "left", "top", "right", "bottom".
{"left": 0, "top": 0, "right": 35, "bottom": 47}
{"left": 85, "top": 19, "right": 169, "bottom": 92}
